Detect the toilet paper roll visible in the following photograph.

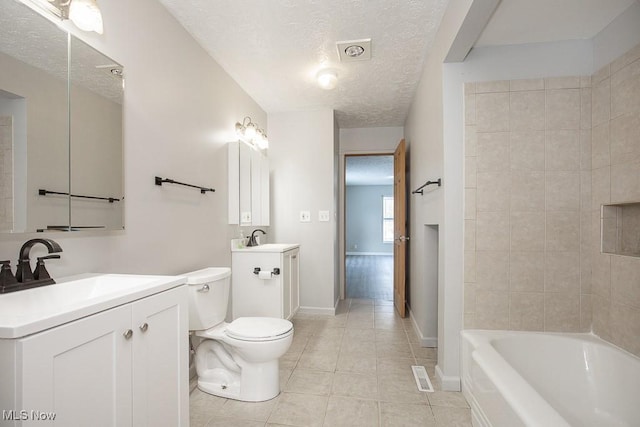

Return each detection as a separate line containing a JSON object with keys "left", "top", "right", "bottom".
{"left": 258, "top": 270, "right": 272, "bottom": 280}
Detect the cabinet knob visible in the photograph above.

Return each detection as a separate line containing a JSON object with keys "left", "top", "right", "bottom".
{"left": 139, "top": 323, "right": 149, "bottom": 332}
{"left": 123, "top": 329, "right": 133, "bottom": 340}
{"left": 197, "top": 284, "right": 210, "bottom": 293}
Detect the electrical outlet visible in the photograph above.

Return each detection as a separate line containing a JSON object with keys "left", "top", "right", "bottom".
{"left": 299, "top": 211, "right": 311, "bottom": 222}
{"left": 318, "top": 210, "right": 330, "bottom": 222}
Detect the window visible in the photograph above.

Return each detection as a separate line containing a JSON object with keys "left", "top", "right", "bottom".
{"left": 383, "top": 196, "right": 394, "bottom": 243}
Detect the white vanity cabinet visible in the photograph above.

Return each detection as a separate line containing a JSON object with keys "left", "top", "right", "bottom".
{"left": 231, "top": 244, "right": 300, "bottom": 320}
{"left": 0, "top": 277, "right": 188, "bottom": 427}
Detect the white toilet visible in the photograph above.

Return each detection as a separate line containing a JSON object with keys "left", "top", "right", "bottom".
{"left": 184, "top": 267, "right": 293, "bottom": 402}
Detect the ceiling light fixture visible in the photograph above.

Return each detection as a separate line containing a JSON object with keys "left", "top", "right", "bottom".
{"left": 316, "top": 69, "right": 338, "bottom": 90}
{"left": 336, "top": 38, "right": 372, "bottom": 62}
{"left": 344, "top": 45, "right": 365, "bottom": 58}
{"left": 235, "top": 117, "right": 268, "bottom": 150}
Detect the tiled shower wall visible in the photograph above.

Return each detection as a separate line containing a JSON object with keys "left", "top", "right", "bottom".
{"left": 0, "top": 116, "right": 12, "bottom": 231}
{"left": 464, "top": 42, "right": 640, "bottom": 358}
{"left": 591, "top": 43, "right": 640, "bottom": 357}
{"left": 464, "top": 77, "right": 593, "bottom": 332}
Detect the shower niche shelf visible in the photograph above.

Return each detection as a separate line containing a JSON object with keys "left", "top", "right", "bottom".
{"left": 602, "top": 202, "right": 640, "bottom": 258}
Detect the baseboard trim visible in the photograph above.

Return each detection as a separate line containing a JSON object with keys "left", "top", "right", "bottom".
{"left": 408, "top": 307, "right": 437, "bottom": 348}
{"left": 298, "top": 306, "right": 336, "bottom": 316}
{"left": 435, "top": 364, "right": 461, "bottom": 392}
{"left": 345, "top": 252, "right": 393, "bottom": 256}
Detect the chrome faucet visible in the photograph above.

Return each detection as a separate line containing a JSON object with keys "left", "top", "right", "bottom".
{"left": 247, "top": 229, "right": 266, "bottom": 247}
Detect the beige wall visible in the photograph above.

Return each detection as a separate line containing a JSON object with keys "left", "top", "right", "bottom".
{"left": 591, "top": 43, "right": 640, "bottom": 357}
{"left": 464, "top": 76, "right": 592, "bottom": 332}
{"left": 463, "top": 42, "right": 640, "bottom": 357}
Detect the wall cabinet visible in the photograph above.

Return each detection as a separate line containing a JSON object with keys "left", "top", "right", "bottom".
{"left": 228, "top": 140, "right": 270, "bottom": 226}
{"left": 0, "top": 286, "right": 188, "bottom": 426}
{"left": 231, "top": 245, "right": 299, "bottom": 320}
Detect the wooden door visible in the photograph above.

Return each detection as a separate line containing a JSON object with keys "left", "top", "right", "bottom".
{"left": 393, "top": 139, "right": 408, "bottom": 317}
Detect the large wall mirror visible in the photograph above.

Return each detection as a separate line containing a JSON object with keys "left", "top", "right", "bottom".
{"left": 0, "top": 0, "right": 124, "bottom": 234}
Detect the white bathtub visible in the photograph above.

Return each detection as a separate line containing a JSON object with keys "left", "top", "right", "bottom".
{"left": 461, "top": 330, "right": 640, "bottom": 427}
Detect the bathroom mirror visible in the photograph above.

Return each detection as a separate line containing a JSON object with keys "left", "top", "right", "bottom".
{"left": 0, "top": 0, "right": 124, "bottom": 234}
{"left": 228, "top": 141, "right": 270, "bottom": 226}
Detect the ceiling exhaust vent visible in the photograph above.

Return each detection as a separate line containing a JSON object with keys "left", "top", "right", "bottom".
{"left": 336, "top": 38, "right": 371, "bottom": 62}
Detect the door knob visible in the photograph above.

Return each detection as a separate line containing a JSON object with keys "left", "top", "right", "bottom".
{"left": 123, "top": 329, "right": 133, "bottom": 340}
{"left": 139, "top": 323, "right": 149, "bottom": 332}
{"left": 396, "top": 235, "right": 410, "bottom": 242}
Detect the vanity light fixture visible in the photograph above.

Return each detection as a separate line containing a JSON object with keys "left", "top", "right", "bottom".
{"left": 316, "top": 69, "right": 338, "bottom": 90}
{"left": 36, "top": 0, "right": 104, "bottom": 34}
{"left": 235, "top": 117, "right": 268, "bottom": 150}
{"left": 67, "top": 0, "right": 103, "bottom": 34}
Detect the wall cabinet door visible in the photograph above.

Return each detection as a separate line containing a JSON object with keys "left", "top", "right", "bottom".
{"left": 132, "top": 286, "right": 188, "bottom": 427}
{"left": 228, "top": 140, "right": 270, "bottom": 226}
{"left": 18, "top": 304, "right": 133, "bottom": 427}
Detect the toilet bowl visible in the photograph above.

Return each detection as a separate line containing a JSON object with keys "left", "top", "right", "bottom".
{"left": 184, "top": 267, "right": 293, "bottom": 402}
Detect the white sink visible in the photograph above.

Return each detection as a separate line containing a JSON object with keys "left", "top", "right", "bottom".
{"left": 231, "top": 243, "right": 300, "bottom": 253}
{"left": 0, "top": 273, "right": 186, "bottom": 339}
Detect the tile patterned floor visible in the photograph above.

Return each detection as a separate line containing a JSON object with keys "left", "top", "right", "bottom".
{"left": 190, "top": 299, "right": 472, "bottom": 426}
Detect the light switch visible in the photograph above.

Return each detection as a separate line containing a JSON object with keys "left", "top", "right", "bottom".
{"left": 299, "top": 211, "right": 311, "bottom": 222}
{"left": 318, "top": 210, "right": 330, "bottom": 222}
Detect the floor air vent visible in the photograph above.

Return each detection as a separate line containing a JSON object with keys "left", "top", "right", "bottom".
{"left": 411, "top": 365, "right": 434, "bottom": 392}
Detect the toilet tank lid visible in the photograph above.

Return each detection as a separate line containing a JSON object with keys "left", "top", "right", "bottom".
{"left": 183, "top": 267, "right": 231, "bottom": 285}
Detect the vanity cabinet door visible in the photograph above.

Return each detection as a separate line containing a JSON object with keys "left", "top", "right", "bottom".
{"left": 18, "top": 304, "right": 133, "bottom": 427}
{"left": 290, "top": 250, "right": 300, "bottom": 316}
{"left": 281, "top": 248, "right": 300, "bottom": 320}
{"left": 131, "top": 286, "right": 188, "bottom": 427}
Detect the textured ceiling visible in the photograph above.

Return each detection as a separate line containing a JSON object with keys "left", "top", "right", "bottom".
{"left": 346, "top": 155, "right": 394, "bottom": 186}
{"left": 0, "top": 0, "right": 123, "bottom": 104}
{"left": 476, "top": 0, "right": 636, "bottom": 47}
{"left": 157, "top": 0, "right": 448, "bottom": 128}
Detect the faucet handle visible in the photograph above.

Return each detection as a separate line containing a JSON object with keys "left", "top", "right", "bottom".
{"left": 34, "top": 255, "right": 60, "bottom": 281}
{"left": 0, "top": 261, "right": 17, "bottom": 288}
{"left": 16, "top": 259, "right": 34, "bottom": 283}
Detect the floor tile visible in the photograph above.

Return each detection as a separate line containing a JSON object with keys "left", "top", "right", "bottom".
{"left": 268, "top": 392, "right": 328, "bottom": 427}
{"left": 431, "top": 406, "right": 473, "bottom": 427}
{"left": 284, "top": 369, "right": 334, "bottom": 396}
{"left": 323, "top": 396, "right": 379, "bottom": 427}
{"left": 331, "top": 371, "right": 378, "bottom": 399}
{"left": 379, "top": 402, "right": 437, "bottom": 426}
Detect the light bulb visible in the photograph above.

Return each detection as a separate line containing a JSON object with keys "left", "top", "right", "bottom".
{"left": 69, "top": 0, "right": 104, "bottom": 34}
{"left": 244, "top": 122, "right": 256, "bottom": 141}
{"left": 316, "top": 69, "right": 338, "bottom": 90}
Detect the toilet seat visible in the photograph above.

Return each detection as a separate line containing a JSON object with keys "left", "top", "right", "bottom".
{"left": 225, "top": 317, "right": 293, "bottom": 342}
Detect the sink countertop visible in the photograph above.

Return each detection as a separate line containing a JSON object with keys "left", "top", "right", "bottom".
{"left": 0, "top": 273, "right": 186, "bottom": 339}
{"left": 231, "top": 243, "right": 300, "bottom": 253}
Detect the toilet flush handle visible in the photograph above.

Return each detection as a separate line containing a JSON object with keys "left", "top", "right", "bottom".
{"left": 197, "top": 284, "right": 210, "bottom": 292}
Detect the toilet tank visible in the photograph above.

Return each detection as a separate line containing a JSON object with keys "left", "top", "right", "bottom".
{"left": 183, "top": 267, "right": 231, "bottom": 330}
